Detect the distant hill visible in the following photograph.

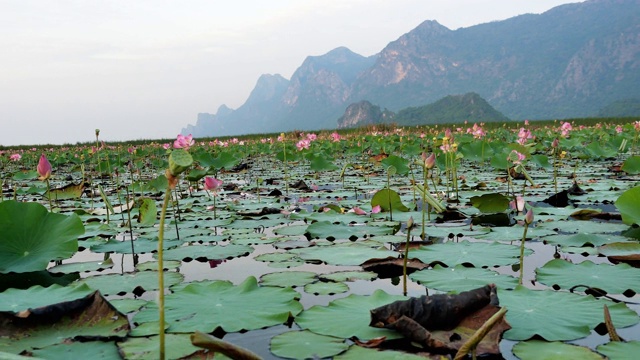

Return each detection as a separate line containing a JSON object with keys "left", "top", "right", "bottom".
{"left": 336, "top": 93, "right": 508, "bottom": 128}
{"left": 183, "top": 0, "right": 640, "bottom": 137}
{"left": 597, "top": 98, "right": 640, "bottom": 117}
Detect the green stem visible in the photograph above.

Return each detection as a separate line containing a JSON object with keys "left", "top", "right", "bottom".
{"left": 519, "top": 223, "right": 529, "bottom": 285}
{"left": 157, "top": 187, "right": 172, "bottom": 360}
{"left": 403, "top": 223, "right": 412, "bottom": 296}
{"left": 45, "top": 179, "right": 52, "bottom": 211}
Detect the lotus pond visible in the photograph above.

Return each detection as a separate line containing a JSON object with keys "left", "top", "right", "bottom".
{"left": 1, "top": 121, "right": 640, "bottom": 359}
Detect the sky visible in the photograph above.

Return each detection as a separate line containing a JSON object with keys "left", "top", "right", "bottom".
{"left": 0, "top": 0, "right": 581, "bottom": 147}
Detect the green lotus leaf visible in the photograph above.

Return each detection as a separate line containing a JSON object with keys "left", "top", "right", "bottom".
{"left": 117, "top": 334, "right": 210, "bottom": 360}
{"left": 295, "top": 289, "right": 406, "bottom": 340}
{"left": 536, "top": 259, "right": 640, "bottom": 295}
{"left": 475, "top": 226, "right": 556, "bottom": 242}
{"left": 371, "top": 189, "right": 410, "bottom": 212}
{"left": 305, "top": 221, "right": 397, "bottom": 241}
{"left": 512, "top": 340, "right": 604, "bottom": 360}
{"left": 45, "top": 182, "right": 85, "bottom": 201}
{"left": 598, "top": 241, "right": 640, "bottom": 261}
{"left": 334, "top": 345, "right": 426, "bottom": 360}
{"left": 542, "top": 233, "right": 632, "bottom": 247}
{"left": 0, "top": 200, "right": 84, "bottom": 273}
{"left": 48, "top": 258, "right": 114, "bottom": 274}
{"left": 254, "top": 252, "right": 299, "bottom": 263}
{"left": 537, "top": 220, "right": 630, "bottom": 235}
{"left": 309, "top": 153, "right": 339, "bottom": 172}
{"left": 409, "top": 264, "right": 518, "bottom": 293}
{"left": 270, "top": 330, "right": 348, "bottom": 359}
{"left": 133, "top": 276, "right": 302, "bottom": 333}
{"left": 0, "top": 283, "right": 94, "bottom": 313}
{"left": 30, "top": 341, "right": 122, "bottom": 360}
{"left": 470, "top": 193, "right": 510, "bottom": 213}
{"left": 597, "top": 340, "right": 640, "bottom": 360}
{"left": 615, "top": 186, "right": 640, "bottom": 225}
{"left": 381, "top": 155, "right": 410, "bottom": 175}
{"left": 319, "top": 270, "right": 378, "bottom": 282}
{"left": 0, "top": 290, "right": 129, "bottom": 354}
{"left": 109, "top": 298, "right": 148, "bottom": 314}
{"left": 291, "top": 242, "right": 398, "bottom": 266}
{"left": 304, "top": 281, "right": 349, "bottom": 295}
{"left": 259, "top": 271, "right": 317, "bottom": 288}
{"left": 77, "top": 271, "right": 184, "bottom": 296}
{"left": 273, "top": 224, "right": 308, "bottom": 236}
{"left": 89, "top": 237, "right": 182, "bottom": 254}
{"left": 159, "top": 243, "right": 253, "bottom": 261}
{"left": 499, "top": 286, "right": 639, "bottom": 341}
{"left": 621, "top": 155, "right": 640, "bottom": 175}
{"left": 0, "top": 271, "right": 79, "bottom": 292}
{"left": 135, "top": 260, "right": 182, "bottom": 271}
{"left": 410, "top": 240, "right": 532, "bottom": 268}
{"left": 136, "top": 197, "right": 157, "bottom": 226}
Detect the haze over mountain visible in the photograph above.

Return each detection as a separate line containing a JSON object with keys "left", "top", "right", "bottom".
{"left": 183, "top": 0, "right": 640, "bottom": 137}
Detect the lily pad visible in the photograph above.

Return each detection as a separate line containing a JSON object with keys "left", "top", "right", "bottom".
{"left": 48, "top": 258, "right": 114, "bottom": 274}
{"left": 117, "top": 334, "right": 212, "bottom": 360}
{"left": 159, "top": 243, "right": 253, "bottom": 262}
{"left": 0, "top": 200, "right": 84, "bottom": 273}
{"left": 259, "top": 271, "right": 317, "bottom": 288}
{"left": 30, "top": 341, "right": 122, "bottom": 360}
{"left": 597, "top": 340, "right": 640, "bottom": 360}
{"left": 0, "top": 283, "right": 94, "bottom": 313}
{"left": 470, "top": 193, "right": 510, "bottom": 213}
{"left": 270, "top": 330, "right": 348, "bottom": 359}
{"left": 499, "top": 286, "right": 639, "bottom": 341}
{"left": 333, "top": 345, "right": 426, "bottom": 360}
{"left": 320, "top": 270, "right": 378, "bottom": 282}
{"left": 291, "top": 243, "right": 398, "bottom": 266}
{"left": 304, "top": 281, "right": 350, "bottom": 295}
{"left": 295, "top": 289, "right": 406, "bottom": 340}
{"left": 77, "top": 271, "right": 184, "bottom": 296}
{"left": 598, "top": 242, "right": 640, "bottom": 262}
{"left": 305, "top": 221, "right": 397, "bottom": 241}
{"left": 371, "top": 189, "right": 410, "bottom": 212}
{"left": 512, "top": 340, "right": 604, "bottom": 359}
{"left": 542, "top": 233, "right": 632, "bottom": 247}
{"left": 409, "top": 264, "right": 519, "bottom": 293}
{"left": 536, "top": 259, "right": 640, "bottom": 295}
{"left": 410, "top": 240, "right": 532, "bottom": 268}
{"left": 133, "top": 276, "right": 302, "bottom": 333}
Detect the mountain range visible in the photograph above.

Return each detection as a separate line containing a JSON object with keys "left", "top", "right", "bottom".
{"left": 182, "top": 0, "right": 640, "bottom": 137}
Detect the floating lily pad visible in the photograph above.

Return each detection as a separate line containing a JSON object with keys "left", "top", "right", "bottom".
{"left": 410, "top": 240, "right": 532, "bottom": 268}
{"left": 542, "top": 233, "right": 632, "bottom": 247}
{"left": 333, "top": 345, "right": 426, "bottom": 360}
{"left": 117, "top": 334, "right": 212, "bottom": 360}
{"left": 77, "top": 271, "right": 184, "bottom": 296}
{"left": 135, "top": 260, "right": 182, "bottom": 271}
{"left": 133, "top": 276, "right": 302, "bottom": 333}
{"left": 615, "top": 186, "right": 640, "bottom": 225}
{"left": 499, "top": 286, "right": 639, "bottom": 341}
{"left": 291, "top": 243, "right": 398, "bottom": 266}
{"left": 475, "top": 226, "right": 556, "bottom": 242}
{"left": 598, "top": 242, "right": 640, "bottom": 263}
{"left": 597, "top": 340, "right": 640, "bottom": 360}
{"left": 109, "top": 298, "right": 148, "bottom": 314}
{"left": 270, "top": 330, "right": 348, "bottom": 359}
{"left": 159, "top": 243, "right": 253, "bottom": 262}
{"left": 409, "top": 264, "right": 519, "bottom": 293}
{"left": 536, "top": 259, "right": 640, "bottom": 295}
{"left": 512, "top": 340, "right": 604, "bottom": 359}
{"left": 304, "top": 281, "right": 349, "bottom": 295}
{"left": 89, "top": 237, "right": 182, "bottom": 254}
{"left": 30, "top": 341, "right": 122, "bottom": 360}
{"left": 305, "top": 221, "right": 397, "bottom": 241}
{"left": 259, "top": 271, "right": 317, "bottom": 288}
{"left": 0, "top": 283, "right": 94, "bottom": 313}
{"left": 48, "top": 258, "right": 114, "bottom": 274}
{"left": 0, "top": 200, "right": 84, "bottom": 273}
{"left": 320, "top": 270, "right": 378, "bottom": 282}
{"left": 470, "top": 192, "right": 510, "bottom": 213}
{"left": 295, "top": 289, "right": 405, "bottom": 340}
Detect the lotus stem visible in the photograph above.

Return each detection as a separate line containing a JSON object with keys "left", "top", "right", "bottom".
{"left": 518, "top": 223, "right": 529, "bottom": 285}
{"left": 45, "top": 179, "right": 52, "bottom": 212}
{"left": 191, "top": 331, "right": 261, "bottom": 360}
{"left": 403, "top": 217, "right": 414, "bottom": 296}
{"left": 157, "top": 186, "right": 172, "bottom": 360}
{"left": 454, "top": 307, "right": 507, "bottom": 360}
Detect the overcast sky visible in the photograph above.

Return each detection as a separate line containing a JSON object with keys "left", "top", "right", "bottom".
{"left": 0, "top": 0, "right": 581, "bottom": 146}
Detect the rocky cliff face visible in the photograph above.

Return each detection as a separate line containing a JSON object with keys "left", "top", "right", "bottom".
{"left": 337, "top": 101, "right": 387, "bottom": 129}
{"left": 183, "top": 0, "right": 640, "bottom": 137}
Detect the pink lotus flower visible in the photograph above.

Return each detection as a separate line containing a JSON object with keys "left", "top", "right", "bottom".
{"left": 371, "top": 205, "right": 381, "bottom": 214}
{"left": 352, "top": 206, "right": 368, "bottom": 215}
{"left": 560, "top": 122, "right": 572, "bottom": 137}
{"left": 517, "top": 128, "right": 533, "bottom": 145}
{"left": 296, "top": 139, "right": 310, "bottom": 151}
{"left": 422, "top": 152, "right": 436, "bottom": 169}
{"left": 306, "top": 133, "right": 317, "bottom": 141}
{"left": 204, "top": 177, "right": 223, "bottom": 193}
{"left": 509, "top": 195, "right": 525, "bottom": 212}
{"left": 616, "top": 125, "right": 623, "bottom": 134}
{"left": 162, "top": 143, "right": 171, "bottom": 150}
{"left": 525, "top": 208, "right": 534, "bottom": 225}
{"left": 508, "top": 150, "right": 526, "bottom": 165}
{"left": 330, "top": 132, "right": 341, "bottom": 142}
{"left": 9, "top": 153, "right": 21, "bottom": 161}
{"left": 174, "top": 134, "right": 195, "bottom": 150}
{"left": 37, "top": 154, "right": 52, "bottom": 180}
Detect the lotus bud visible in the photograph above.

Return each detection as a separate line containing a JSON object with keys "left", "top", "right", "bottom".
{"left": 552, "top": 138, "right": 559, "bottom": 148}
{"left": 424, "top": 153, "right": 436, "bottom": 169}
{"left": 37, "top": 154, "right": 52, "bottom": 181}
{"left": 95, "top": 129, "right": 100, "bottom": 137}
{"left": 407, "top": 216, "right": 415, "bottom": 229}
{"left": 525, "top": 208, "right": 534, "bottom": 225}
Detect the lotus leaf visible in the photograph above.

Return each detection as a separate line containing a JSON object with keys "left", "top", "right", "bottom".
{"left": 475, "top": 226, "right": 556, "bottom": 242}
{"left": 536, "top": 259, "right": 640, "bottom": 295}
{"left": 117, "top": 334, "right": 213, "bottom": 360}
{"left": 48, "top": 258, "right": 114, "bottom": 274}
{"left": 410, "top": 240, "right": 532, "bottom": 268}
{"left": 542, "top": 233, "right": 632, "bottom": 247}
{"left": 291, "top": 242, "right": 398, "bottom": 266}
{"left": 621, "top": 155, "right": 640, "bottom": 174}
{"left": 0, "top": 290, "right": 129, "bottom": 354}
{"left": 512, "top": 340, "right": 604, "bottom": 359}
{"left": 537, "top": 220, "right": 630, "bottom": 234}
{"left": 304, "top": 281, "right": 349, "bottom": 295}
{"left": 159, "top": 243, "right": 253, "bottom": 261}
{"left": 270, "top": 330, "right": 348, "bottom": 359}
{"left": 30, "top": 341, "right": 122, "bottom": 360}
{"left": 499, "top": 286, "right": 639, "bottom": 341}
{"left": 295, "top": 289, "right": 406, "bottom": 340}
{"left": 109, "top": 298, "right": 148, "bottom": 314}
{"left": 259, "top": 271, "right": 317, "bottom": 288}
{"left": 409, "top": 264, "right": 518, "bottom": 293}
{"left": 371, "top": 189, "right": 410, "bottom": 212}
{"left": 0, "top": 200, "right": 84, "bottom": 273}
{"left": 0, "top": 283, "right": 94, "bottom": 313}
{"left": 470, "top": 193, "right": 510, "bottom": 213}
{"left": 598, "top": 242, "right": 640, "bottom": 262}
{"left": 135, "top": 260, "right": 182, "bottom": 271}
{"left": 597, "top": 340, "right": 640, "bottom": 360}
{"left": 615, "top": 186, "right": 640, "bottom": 225}
{"left": 320, "top": 270, "right": 377, "bottom": 282}
{"left": 333, "top": 345, "right": 428, "bottom": 360}
{"left": 305, "top": 221, "right": 397, "bottom": 241}
{"left": 77, "top": 271, "right": 184, "bottom": 296}
{"left": 133, "top": 276, "right": 302, "bottom": 333}
{"left": 89, "top": 237, "right": 182, "bottom": 254}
